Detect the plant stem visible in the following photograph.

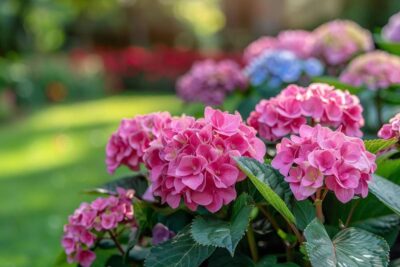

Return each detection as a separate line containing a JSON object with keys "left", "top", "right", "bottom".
{"left": 345, "top": 199, "right": 360, "bottom": 227}
{"left": 258, "top": 204, "right": 303, "bottom": 243}
{"left": 108, "top": 230, "right": 125, "bottom": 255}
{"left": 257, "top": 204, "right": 281, "bottom": 232}
{"left": 315, "top": 189, "right": 325, "bottom": 223}
{"left": 246, "top": 224, "right": 259, "bottom": 262}
{"left": 288, "top": 222, "right": 304, "bottom": 243}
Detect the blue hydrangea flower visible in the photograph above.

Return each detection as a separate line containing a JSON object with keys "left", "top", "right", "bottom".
{"left": 303, "top": 58, "right": 324, "bottom": 77}
{"left": 245, "top": 49, "right": 325, "bottom": 88}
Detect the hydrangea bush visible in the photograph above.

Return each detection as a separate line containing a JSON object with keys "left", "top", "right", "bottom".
{"left": 59, "top": 19, "right": 400, "bottom": 267}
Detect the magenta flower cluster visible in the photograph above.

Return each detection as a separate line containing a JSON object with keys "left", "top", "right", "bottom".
{"left": 176, "top": 59, "right": 248, "bottom": 106}
{"left": 378, "top": 113, "right": 400, "bottom": 140}
{"left": 313, "top": 20, "right": 373, "bottom": 66}
{"left": 247, "top": 83, "right": 364, "bottom": 141}
{"left": 382, "top": 12, "right": 400, "bottom": 43}
{"left": 144, "top": 107, "right": 266, "bottom": 212}
{"left": 272, "top": 125, "right": 376, "bottom": 203}
{"left": 340, "top": 51, "right": 400, "bottom": 90}
{"left": 243, "top": 30, "right": 315, "bottom": 63}
{"left": 61, "top": 188, "right": 135, "bottom": 267}
{"left": 106, "top": 112, "right": 171, "bottom": 174}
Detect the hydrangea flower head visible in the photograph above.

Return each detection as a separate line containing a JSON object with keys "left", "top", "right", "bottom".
{"left": 313, "top": 20, "right": 373, "bottom": 65}
{"left": 276, "top": 30, "right": 316, "bottom": 59}
{"left": 176, "top": 59, "right": 248, "bottom": 106}
{"left": 340, "top": 51, "right": 400, "bottom": 90}
{"left": 144, "top": 107, "right": 266, "bottom": 212}
{"left": 272, "top": 125, "right": 376, "bottom": 203}
{"left": 382, "top": 12, "right": 400, "bottom": 43}
{"left": 106, "top": 112, "right": 171, "bottom": 173}
{"left": 245, "top": 50, "right": 324, "bottom": 88}
{"left": 243, "top": 36, "right": 278, "bottom": 63}
{"left": 378, "top": 113, "right": 400, "bottom": 140}
{"left": 61, "top": 188, "right": 135, "bottom": 267}
{"left": 248, "top": 83, "right": 364, "bottom": 141}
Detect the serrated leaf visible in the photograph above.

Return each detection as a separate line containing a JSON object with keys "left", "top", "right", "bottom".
{"left": 352, "top": 214, "right": 400, "bottom": 246}
{"left": 86, "top": 174, "right": 148, "bottom": 198}
{"left": 144, "top": 226, "right": 215, "bottom": 267}
{"left": 235, "top": 157, "right": 296, "bottom": 224}
{"left": 364, "top": 138, "right": 398, "bottom": 154}
{"left": 304, "top": 218, "right": 389, "bottom": 267}
{"left": 370, "top": 174, "right": 400, "bottom": 216}
{"left": 191, "top": 194, "right": 253, "bottom": 256}
{"left": 292, "top": 200, "right": 316, "bottom": 231}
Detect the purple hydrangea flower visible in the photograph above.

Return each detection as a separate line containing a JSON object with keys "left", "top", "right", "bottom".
{"left": 176, "top": 59, "right": 248, "bottom": 106}
{"left": 382, "top": 12, "right": 400, "bottom": 43}
{"left": 152, "top": 223, "right": 175, "bottom": 245}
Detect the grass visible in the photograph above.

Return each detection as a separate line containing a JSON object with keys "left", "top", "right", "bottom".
{"left": 0, "top": 94, "right": 181, "bottom": 267}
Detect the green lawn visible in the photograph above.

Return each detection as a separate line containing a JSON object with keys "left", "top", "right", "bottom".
{"left": 0, "top": 94, "right": 181, "bottom": 267}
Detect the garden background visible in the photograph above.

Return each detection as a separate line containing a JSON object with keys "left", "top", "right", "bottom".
{"left": 0, "top": 0, "right": 400, "bottom": 266}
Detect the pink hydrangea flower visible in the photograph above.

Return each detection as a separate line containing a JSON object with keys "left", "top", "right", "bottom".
{"left": 144, "top": 107, "right": 266, "bottom": 212}
{"left": 340, "top": 51, "right": 400, "bottom": 90}
{"left": 378, "top": 113, "right": 400, "bottom": 140}
{"left": 313, "top": 20, "right": 373, "bottom": 66}
{"left": 243, "top": 36, "right": 278, "bottom": 63}
{"left": 382, "top": 12, "right": 400, "bottom": 43}
{"left": 106, "top": 112, "right": 171, "bottom": 173}
{"left": 61, "top": 188, "right": 135, "bottom": 267}
{"left": 272, "top": 125, "right": 376, "bottom": 203}
{"left": 248, "top": 83, "right": 364, "bottom": 141}
{"left": 176, "top": 59, "right": 248, "bottom": 106}
{"left": 276, "top": 30, "right": 316, "bottom": 59}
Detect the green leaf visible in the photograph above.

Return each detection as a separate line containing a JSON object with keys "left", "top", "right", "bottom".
{"left": 374, "top": 33, "right": 400, "bottom": 56}
{"left": 292, "top": 200, "right": 316, "bottom": 231}
{"left": 311, "top": 76, "right": 363, "bottom": 95}
{"left": 304, "top": 218, "right": 389, "bottom": 267}
{"left": 370, "top": 174, "right": 400, "bottom": 215}
{"left": 235, "top": 157, "right": 296, "bottom": 224}
{"left": 364, "top": 138, "right": 398, "bottom": 154}
{"left": 352, "top": 214, "right": 400, "bottom": 246}
{"left": 144, "top": 226, "right": 215, "bottom": 267}
{"left": 190, "top": 194, "right": 253, "bottom": 256}
{"left": 208, "top": 249, "right": 255, "bottom": 267}
{"left": 85, "top": 174, "right": 149, "bottom": 198}
{"left": 256, "top": 255, "right": 277, "bottom": 266}
{"left": 352, "top": 214, "right": 400, "bottom": 235}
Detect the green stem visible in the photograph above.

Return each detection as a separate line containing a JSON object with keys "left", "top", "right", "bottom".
{"left": 246, "top": 224, "right": 259, "bottom": 262}
{"left": 315, "top": 189, "right": 325, "bottom": 223}
{"left": 345, "top": 199, "right": 360, "bottom": 227}
{"left": 109, "top": 230, "right": 125, "bottom": 255}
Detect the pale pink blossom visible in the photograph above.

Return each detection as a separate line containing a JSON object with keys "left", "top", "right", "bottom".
{"left": 313, "top": 20, "right": 373, "bottom": 66}
{"left": 144, "top": 107, "right": 266, "bottom": 212}
{"left": 248, "top": 83, "right": 364, "bottom": 141}
{"left": 61, "top": 188, "right": 135, "bottom": 267}
{"left": 340, "top": 51, "right": 400, "bottom": 90}
{"left": 106, "top": 112, "right": 171, "bottom": 173}
{"left": 272, "top": 125, "right": 376, "bottom": 203}
{"left": 276, "top": 30, "right": 316, "bottom": 59}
